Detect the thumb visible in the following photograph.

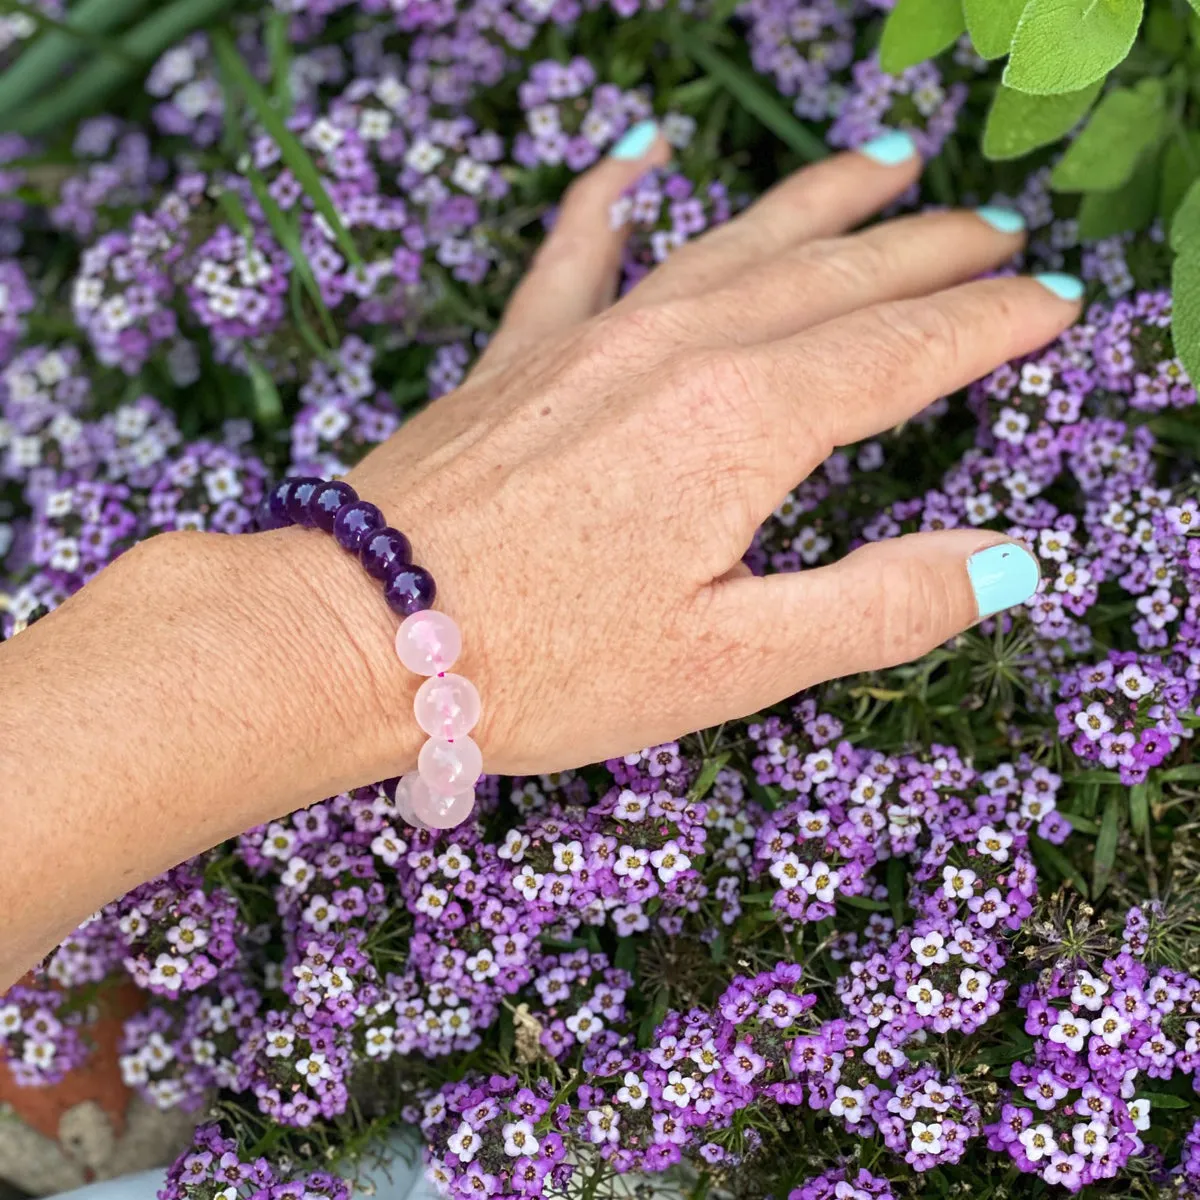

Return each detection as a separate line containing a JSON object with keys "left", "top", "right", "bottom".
{"left": 707, "top": 531, "right": 1041, "bottom": 714}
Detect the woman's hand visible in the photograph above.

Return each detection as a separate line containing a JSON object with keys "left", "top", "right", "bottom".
{"left": 0, "top": 128, "right": 1080, "bottom": 983}
{"left": 296, "top": 127, "right": 1076, "bottom": 779}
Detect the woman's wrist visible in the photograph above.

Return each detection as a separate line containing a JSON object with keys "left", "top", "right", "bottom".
{"left": 188, "top": 523, "right": 427, "bottom": 813}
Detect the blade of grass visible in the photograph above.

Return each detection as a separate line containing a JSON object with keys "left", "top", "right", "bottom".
{"left": 242, "top": 167, "right": 340, "bottom": 351}
{"left": 212, "top": 59, "right": 339, "bottom": 354}
{"left": 0, "top": 0, "right": 149, "bottom": 119}
{"left": 1092, "top": 790, "right": 1121, "bottom": 898}
{"left": 243, "top": 352, "right": 283, "bottom": 426}
{"left": 7, "top": 0, "right": 239, "bottom": 136}
{"left": 677, "top": 32, "right": 830, "bottom": 162}
{"left": 264, "top": 9, "right": 292, "bottom": 117}
{"left": 0, "top": 0, "right": 141, "bottom": 66}
{"left": 211, "top": 28, "right": 363, "bottom": 268}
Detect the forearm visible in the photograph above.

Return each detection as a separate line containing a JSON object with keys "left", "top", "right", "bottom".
{"left": 0, "top": 528, "right": 420, "bottom": 987}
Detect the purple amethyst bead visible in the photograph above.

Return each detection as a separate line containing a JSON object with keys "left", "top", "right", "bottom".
{"left": 360, "top": 526, "right": 412, "bottom": 580}
{"left": 333, "top": 500, "right": 385, "bottom": 552}
{"left": 384, "top": 564, "right": 437, "bottom": 616}
{"left": 286, "top": 477, "right": 323, "bottom": 527}
{"left": 266, "top": 479, "right": 294, "bottom": 527}
{"left": 310, "top": 480, "right": 358, "bottom": 532}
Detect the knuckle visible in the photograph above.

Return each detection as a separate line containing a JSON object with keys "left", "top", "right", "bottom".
{"left": 869, "top": 299, "right": 962, "bottom": 378}
{"left": 801, "top": 236, "right": 882, "bottom": 297}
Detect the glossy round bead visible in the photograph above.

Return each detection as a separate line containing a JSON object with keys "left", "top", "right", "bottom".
{"left": 394, "top": 774, "right": 431, "bottom": 830}
{"left": 384, "top": 564, "right": 437, "bottom": 616}
{"left": 285, "top": 477, "right": 323, "bottom": 527}
{"left": 395, "top": 610, "right": 461, "bottom": 675}
{"left": 360, "top": 526, "right": 412, "bottom": 581}
{"left": 333, "top": 500, "right": 384, "bottom": 552}
{"left": 418, "top": 734, "right": 482, "bottom": 796}
{"left": 407, "top": 774, "right": 476, "bottom": 830}
{"left": 309, "top": 480, "right": 358, "bottom": 532}
{"left": 266, "top": 479, "right": 294, "bottom": 526}
{"left": 414, "top": 673, "right": 480, "bottom": 740}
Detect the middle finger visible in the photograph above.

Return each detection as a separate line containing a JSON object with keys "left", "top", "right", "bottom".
{"left": 672, "top": 206, "right": 1028, "bottom": 344}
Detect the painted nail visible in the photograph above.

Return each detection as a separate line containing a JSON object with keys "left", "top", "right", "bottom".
{"left": 976, "top": 206, "right": 1026, "bottom": 234}
{"left": 967, "top": 543, "right": 1041, "bottom": 619}
{"left": 856, "top": 130, "right": 918, "bottom": 167}
{"left": 1034, "top": 272, "right": 1085, "bottom": 302}
{"left": 610, "top": 120, "right": 658, "bottom": 161}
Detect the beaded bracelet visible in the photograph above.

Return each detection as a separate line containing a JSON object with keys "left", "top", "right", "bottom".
{"left": 259, "top": 476, "right": 481, "bottom": 832}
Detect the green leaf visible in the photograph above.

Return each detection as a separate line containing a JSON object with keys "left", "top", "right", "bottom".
{"left": 1051, "top": 80, "right": 1166, "bottom": 192}
{"left": 879, "top": 0, "right": 966, "bottom": 73}
{"left": 1092, "top": 789, "right": 1121, "bottom": 898}
{"left": 614, "top": 938, "right": 637, "bottom": 973}
{"left": 982, "top": 80, "right": 1102, "bottom": 160}
{"left": 1173, "top": 237, "right": 1200, "bottom": 394}
{"left": 964, "top": 0, "right": 1028, "bottom": 57}
{"left": 842, "top": 894, "right": 890, "bottom": 912}
{"left": 1160, "top": 761, "right": 1200, "bottom": 781}
{"left": 1005, "top": 0, "right": 1144, "bottom": 95}
{"left": 1137, "top": 1090, "right": 1191, "bottom": 1108}
{"left": 1171, "top": 177, "right": 1200, "bottom": 254}
{"left": 1129, "top": 781, "right": 1151, "bottom": 838}
{"left": 688, "top": 751, "right": 731, "bottom": 803}
{"left": 243, "top": 353, "right": 283, "bottom": 427}
{"left": 1075, "top": 147, "right": 1160, "bottom": 239}
{"left": 1161, "top": 133, "right": 1200, "bottom": 237}
{"left": 211, "top": 29, "right": 363, "bottom": 268}
{"left": 1030, "top": 836, "right": 1090, "bottom": 897}
{"left": 678, "top": 32, "right": 829, "bottom": 160}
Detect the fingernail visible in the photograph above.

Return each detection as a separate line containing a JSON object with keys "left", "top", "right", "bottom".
{"left": 976, "top": 206, "right": 1026, "bottom": 234}
{"left": 967, "top": 543, "right": 1041, "bottom": 619}
{"left": 610, "top": 120, "right": 658, "bottom": 161}
{"left": 1034, "top": 272, "right": 1085, "bottom": 302}
{"left": 856, "top": 130, "right": 918, "bottom": 166}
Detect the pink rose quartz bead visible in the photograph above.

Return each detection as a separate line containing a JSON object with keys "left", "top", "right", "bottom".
{"left": 395, "top": 610, "right": 461, "bottom": 676}
{"left": 412, "top": 782, "right": 476, "bottom": 830}
{"left": 394, "top": 774, "right": 430, "bottom": 831}
{"left": 418, "top": 734, "right": 483, "bottom": 795}
{"left": 414, "top": 673, "right": 481, "bottom": 740}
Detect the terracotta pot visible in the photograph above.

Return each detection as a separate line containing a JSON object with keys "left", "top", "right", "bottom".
{"left": 0, "top": 978, "right": 195, "bottom": 1197}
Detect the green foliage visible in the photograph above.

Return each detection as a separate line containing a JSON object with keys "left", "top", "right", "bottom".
{"left": 963, "top": 0, "right": 1027, "bottom": 58}
{"left": 1050, "top": 79, "right": 1166, "bottom": 192}
{"left": 879, "top": 0, "right": 966, "bottom": 74}
{"left": 982, "top": 80, "right": 1102, "bottom": 160}
{"left": 1172, "top": 177, "right": 1200, "bottom": 391}
{"left": 1004, "top": 0, "right": 1145, "bottom": 95}
{"left": 211, "top": 29, "right": 364, "bottom": 268}
{"left": 679, "top": 32, "right": 829, "bottom": 160}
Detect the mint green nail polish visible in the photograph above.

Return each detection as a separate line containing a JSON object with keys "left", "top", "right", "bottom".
{"left": 967, "top": 544, "right": 1041, "bottom": 619}
{"left": 976, "top": 206, "right": 1025, "bottom": 234}
{"left": 1034, "top": 272, "right": 1085, "bottom": 302}
{"left": 857, "top": 130, "right": 917, "bottom": 166}
{"left": 610, "top": 120, "right": 657, "bottom": 161}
